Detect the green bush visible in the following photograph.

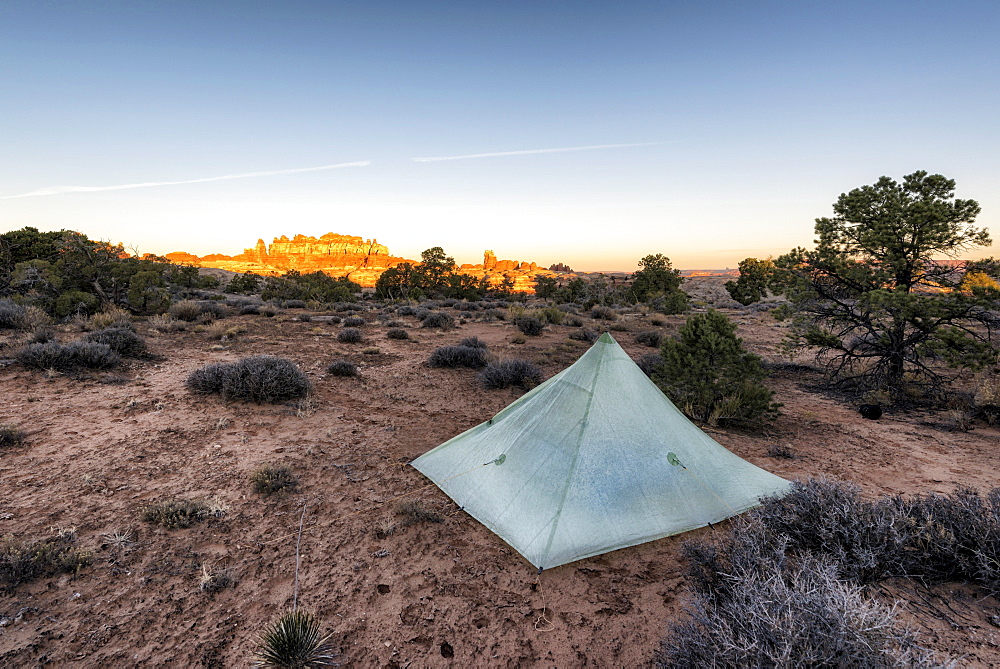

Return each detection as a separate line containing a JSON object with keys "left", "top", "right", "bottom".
{"left": 654, "top": 310, "right": 778, "bottom": 426}
{"left": 53, "top": 290, "right": 99, "bottom": 318}
{"left": 186, "top": 356, "right": 311, "bottom": 403}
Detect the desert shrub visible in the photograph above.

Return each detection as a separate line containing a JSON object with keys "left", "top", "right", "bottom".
{"left": 338, "top": 327, "right": 362, "bottom": 343}
{"left": 428, "top": 345, "right": 490, "bottom": 368}
{"left": 539, "top": 306, "right": 565, "bottom": 325}
{"left": 251, "top": 465, "right": 300, "bottom": 496}
{"left": 54, "top": 290, "right": 100, "bottom": 318}
{"left": 482, "top": 308, "right": 506, "bottom": 321}
{"left": 168, "top": 300, "right": 203, "bottom": 322}
{"left": 0, "top": 425, "right": 27, "bottom": 448}
{"left": 514, "top": 317, "right": 545, "bottom": 336}
{"left": 0, "top": 299, "right": 25, "bottom": 329}
{"left": 568, "top": 329, "right": 598, "bottom": 343}
{"left": 84, "top": 327, "right": 147, "bottom": 357}
{"left": 240, "top": 305, "right": 260, "bottom": 315}
{"left": 17, "top": 341, "right": 120, "bottom": 371}
{"left": 141, "top": 499, "right": 211, "bottom": 529}
{"left": 395, "top": 305, "right": 416, "bottom": 316}
{"left": 282, "top": 299, "right": 307, "bottom": 309}
{"left": 258, "top": 305, "right": 280, "bottom": 317}
{"left": 342, "top": 316, "right": 365, "bottom": 328}
{"left": 386, "top": 328, "right": 409, "bottom": 340}
{"left": 634, "top": 330, "right": 662, "bottom": 348}
{"left": 421, "top": 312, "right": 455, "bottom": 330}
{"left": 0, "top": 301, "right": 48, "bottom": 331}
{"left": 29, "top": 327, "right": 55, "bottom": 343}
{"left": 656, "top": 517, "right": 933, "bottom": 668}
{"left": 459, "top": 336, "right": 487, "bottom": 349}
{"left": 255, "top": 610, "right": 337, "bottom": 668}
{"left": 0, "top": 534, "right": 91, "bottom": 589}
{"left": 186, "top": 356, "right": 311, "bottom": 403}
{"left": 654, "top": 310, "right": 778, "bottom": 427}
{"left": 149, "top": 314, "right": 186, "bottom": 332}
{"left": 396, "top": 500, "right": 444, "bottom": 526}
{"left": 479, "top": 359, "right": 543, "bottom": 390}
{"left": 326, "top": 360, "right": 358, "bottom": 377}
{"left": 327, "top": 315, "right": 341, "bottom": 324}
{"left": 590, "top": 305, "right": 618, "bottom": 321}
{"left": 565, "top": 316, "right": 584, "bottom": 327}
{"left": 637, "top": 353, "right": 661, "bottom": 377}
{"left": 198, "top": 301, "right": 229, "bottom": 321}
{"left": 974, "top": 375, "right": 1000, "bottom": 425}
{"left": 754, "top": 479, "right": 1000, "bottom": 589}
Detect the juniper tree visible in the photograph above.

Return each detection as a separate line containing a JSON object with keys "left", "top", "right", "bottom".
{"left": 653, "top": 310, "right": 778, "bottom": 426}
{"left": 725, "top": 257, "right": 776, "bottom": 306}
{"left": 774, "top": 171, "right": 998, "bottom": 396}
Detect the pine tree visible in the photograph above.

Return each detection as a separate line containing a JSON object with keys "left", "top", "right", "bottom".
{"left": 653, "top": 310, "right": 779, "bottom": 426}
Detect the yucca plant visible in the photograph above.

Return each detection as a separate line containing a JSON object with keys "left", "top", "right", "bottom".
{"left": 255, "top": 610, "right": 337, "bottom": 667}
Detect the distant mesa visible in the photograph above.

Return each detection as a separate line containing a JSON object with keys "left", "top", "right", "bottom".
{"left": 167, "top": 233, "right": 567, "bottom": 291}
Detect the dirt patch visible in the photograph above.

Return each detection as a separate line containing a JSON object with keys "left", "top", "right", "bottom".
{"left": 2, "top": 305, "right": 999, "bottom": 666}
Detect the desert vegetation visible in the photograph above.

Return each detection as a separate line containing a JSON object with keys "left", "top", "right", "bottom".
{"left": 0, "top": 185, "right": 998, "bottom": 664}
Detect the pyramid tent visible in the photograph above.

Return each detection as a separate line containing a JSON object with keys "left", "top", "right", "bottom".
{"left": 411, "top": 333, "right": 791, "bottom": 570}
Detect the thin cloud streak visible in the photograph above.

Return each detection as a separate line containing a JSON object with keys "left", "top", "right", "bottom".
{"left": 411, "top": 142, "right": 665, "bottom": 162}
{"left": 0, "top": 161, "right": 372, "bottom": 199}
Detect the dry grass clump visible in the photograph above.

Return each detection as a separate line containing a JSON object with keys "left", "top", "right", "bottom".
{"left": 148, "top": 314, "right": 186, "bottom": 333}
{"left": 1, "top": 533, "right": 91, "bottom": 590}
{"left": 337, "top": 327, "right": 362, "bottom": 343}
{"left": 199, "top": 563, "right": 236, "bottom": 593}
{"left": 83, "top": 327, "right": 147, "bottom": 357}
{"left": 186, "top": 356, "right": 311, "bottom": 404}
{"left": 326, "top": 360, "right": 358, "bottom": 377}
{"left": 428, "top": 345, "right": 490, "bottom": 369}
{"left": 396, "top": 500, "right": 444, "bottom": 526}
{"left": 84, "top": 307, "right": 132, "bottom": 331}
{"left": 251, "top": 465, "right": 300, "bottom": 496}
{"left": 205, "top": 322, "right": 245, "bottom": 340}
{"left": 386, "top": 328, "right": 409, "bottom": 340}
{"left": 17, "top": 340, "right": 121, "bottom": 371}
{"left": 0, "top": 424, "right": 27, "bottom": 448}
{"left": 479, "top": 359, "right": 542, "bottom": 390}
{"left": 254, "top": 610, "right": 338, "bottom": 668}
{"left": 141, "top": 499, "right": 212, "bottom": 529}
{"left": 168, "top": 300, "right": 204, "bottom": 322}
{"left": 0, "top": 302, "right": 52, "bottom": 331}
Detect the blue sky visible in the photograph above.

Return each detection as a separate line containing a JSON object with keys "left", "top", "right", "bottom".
{"left": 2, "top": 1, "right": 997, "bottom": 270}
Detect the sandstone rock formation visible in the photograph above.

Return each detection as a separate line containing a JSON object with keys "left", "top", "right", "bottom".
{"left": 167, "top": 233, "right": 412, "bottom": 287}
{"left": 167, "top": 235, "right": 564, "bottom": 292}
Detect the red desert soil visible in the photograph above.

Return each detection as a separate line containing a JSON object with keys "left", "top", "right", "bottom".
{"left": 2, "top": 296, "right": 999, "bottom": 666}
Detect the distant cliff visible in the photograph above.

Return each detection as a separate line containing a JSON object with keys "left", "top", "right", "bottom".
{"left": 167, "top": 234, "right": 564, "bottom": 291}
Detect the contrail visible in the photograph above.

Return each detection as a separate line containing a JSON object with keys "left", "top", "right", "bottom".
{"left": 411, "top": 142, "right": 665, "bottom": 163}
{"left": 0, "top": 161, "right": 372, "bottom": 199}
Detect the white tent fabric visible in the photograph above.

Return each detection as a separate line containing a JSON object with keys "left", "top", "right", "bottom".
{"left": 411, "top": 333, "right": 791, "bottom": 570}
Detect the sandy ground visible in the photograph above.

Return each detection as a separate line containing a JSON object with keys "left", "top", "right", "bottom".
{"left": 2, "top": 282, "right": 1000, "bottom": 666}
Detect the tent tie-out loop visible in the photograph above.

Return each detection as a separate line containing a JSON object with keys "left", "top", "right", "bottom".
{"left": 533, "top": 570, "right": 554, "bottom": 632}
